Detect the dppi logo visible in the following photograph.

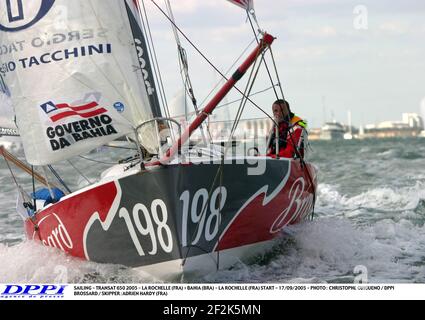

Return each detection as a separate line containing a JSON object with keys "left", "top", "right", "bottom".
{"left": 2, "top": 285, "right": 66, "bottom": 297}
{"left": 0, "top": 0, "right": 55, "bottom": 32}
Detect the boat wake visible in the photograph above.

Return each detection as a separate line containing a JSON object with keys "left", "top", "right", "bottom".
{"left": 0, "top": 241, "right": 157, "bottom": 284}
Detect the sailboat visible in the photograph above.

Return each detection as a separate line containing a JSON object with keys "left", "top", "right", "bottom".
{"left": 0, "top": 0, "right": 317, "bottom": 280}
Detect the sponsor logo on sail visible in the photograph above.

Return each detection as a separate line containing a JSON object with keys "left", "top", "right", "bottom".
{"left": 113, "top": 102, "right": 125, "bottom": 113}
{"left": 40, "top": 98, "right": 118, "bottom": 151}
{"left": 41, "top": 100, "right": 107, "bottom": 123}
{"left": 0, "top": 0, "right": 55, "bottom": 32}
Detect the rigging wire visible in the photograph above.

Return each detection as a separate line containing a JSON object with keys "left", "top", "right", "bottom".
{"left": 47, "top": 165, "right": 72, "bottom": 194}
{"left": 31, "top": 166, "right": 37, "bottom": 212}
{"left": 78, "top": 155, "right": 116, "bottom": 165}
{"left": 164, "top": 0, "right": 212, "bottom": 143}
{"left": 171, "top": 85, "right": 279, "bottom": 120}
{"left": 165, "top": 0, "right": 196, "bottom": 112}
{"left": 67, "top": 160, "right": 93, "bottom": 185}
{"left": 198, "top": 37, "right": 258, "bottom": 108}
{"left": 216, "top": 84, "right": 278, "bottom": 109}
{"left": 41, "top": 166, "right": 55, "bottom": 201}
{"left": 269, "top": 47, "right": 286, "bottom": 103}
{"left": 226, "top": 51, "right": 265, "bottom": 156}
{"left": 138, "top": 0, "right": 171, "bottom": 119}
{"left": 247, "top": 12, "right": 280, "bottom": 101}
{"left": 150, "top": 0, "right": 276, "bottom": 124}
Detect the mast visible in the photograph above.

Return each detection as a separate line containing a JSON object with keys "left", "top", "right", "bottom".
{"left": 127, "top": 0, "right": 163, "bottom": 118}
{"left": 158, "top": 33, "right": 275, "bottom": 164}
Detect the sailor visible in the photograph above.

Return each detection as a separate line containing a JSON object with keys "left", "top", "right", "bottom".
{"left": 157, "top": 120, "right": 172, "bottom": 148}
{"left": 266, "top": 99, "right": 307, "bottom": 158}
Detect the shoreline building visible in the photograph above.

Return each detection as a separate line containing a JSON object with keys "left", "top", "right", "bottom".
{"left": 359, "top": 113, "right": 423, "bottom": 139}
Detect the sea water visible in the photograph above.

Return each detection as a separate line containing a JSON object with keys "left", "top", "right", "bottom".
{"left": 1, "top": 138, "right": 425, "bottom": 283}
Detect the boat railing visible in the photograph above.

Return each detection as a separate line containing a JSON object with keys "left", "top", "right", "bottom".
{"left": 135, "top": 117, "right": 182, "bottom": 160}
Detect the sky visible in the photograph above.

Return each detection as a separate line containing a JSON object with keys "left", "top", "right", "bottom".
{"left": 141, "top": 0, "right": 425, "bottom": 128}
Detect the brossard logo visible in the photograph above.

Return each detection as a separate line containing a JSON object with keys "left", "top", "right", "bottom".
{"left": 0, "top": 0, "right": 55, "bottom": 32}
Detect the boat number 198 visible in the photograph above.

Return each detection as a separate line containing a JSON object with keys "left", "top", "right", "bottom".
{"left": 119, "top": 200, "right": 173, "bottom": 256}
{"left": 181, "top": 187, "right": 227, "bottom": 247}
{"left": 118, "top": 186, "right": 227, "bottom": 257}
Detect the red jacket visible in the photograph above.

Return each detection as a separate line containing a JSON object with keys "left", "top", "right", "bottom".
{"left": 267, "top": 119, "right": 305, "bottom": 158}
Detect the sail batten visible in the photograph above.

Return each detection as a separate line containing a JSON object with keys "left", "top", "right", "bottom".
{"left": 0, "top": 0, "right": 159, "bottom": 165}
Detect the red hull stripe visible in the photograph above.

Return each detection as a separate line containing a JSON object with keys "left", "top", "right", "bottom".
{"left": 50, "top": 108, "right": 107, "bottom": 122}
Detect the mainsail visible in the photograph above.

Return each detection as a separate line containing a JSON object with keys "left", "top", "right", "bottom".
{"left": 0, "top": 0, "right": 159, "bottom": 165}
{"left": 226, "top": 0, "right": 254, "bottom": 11}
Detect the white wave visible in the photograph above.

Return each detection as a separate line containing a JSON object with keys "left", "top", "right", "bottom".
{"left": 0, "top": 241, "right": 157, "bottom": 283}
{"left": 317, "top": 182, "right": 425, "bottom": 212}
{"left": 376, "top": 149, "right": 399, "bottom": 158}
{"left": 293, "top": 218, "right": 425, "bottom": 282}
{"left": 203, "top": 217, "right": 425, "bottom": 283}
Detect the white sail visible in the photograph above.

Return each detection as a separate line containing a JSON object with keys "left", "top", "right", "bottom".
{"left": 0, "top": 0, "right": 158, "bottom": 165}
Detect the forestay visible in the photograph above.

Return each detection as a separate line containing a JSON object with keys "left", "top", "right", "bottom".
{"left": 0, "top": 0, "right": 158, "bottom": 165}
